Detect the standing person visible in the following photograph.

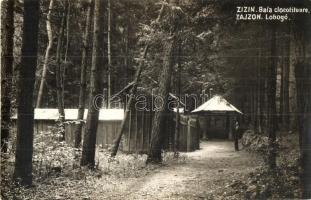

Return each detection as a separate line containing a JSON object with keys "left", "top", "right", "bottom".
{"left": 234, "top": 119, "right": 239, "bottom": 151}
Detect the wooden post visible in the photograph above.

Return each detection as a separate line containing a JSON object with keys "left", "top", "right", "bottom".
{"left": 135, "top": 109, "right": 138, "bottom": 153}
{"left": 196, "top": 118, "right": 200, "bottom": 149}
{"left": 127, "top": 109, "right": 132, "bottom": 152}
{"left": 141, "top": 110, "right": 145, "bottom": 152}
{"left": 187, "top": 117, "right": 192, "bottom": 152}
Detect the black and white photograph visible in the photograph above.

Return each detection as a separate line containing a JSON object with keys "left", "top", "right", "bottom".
{"left": 1, "top": 0, "right": 311, "bottom": 199}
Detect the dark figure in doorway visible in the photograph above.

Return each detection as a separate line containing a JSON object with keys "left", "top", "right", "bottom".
{"left": 234, "top": 120, "right": 239, "bottom": 151}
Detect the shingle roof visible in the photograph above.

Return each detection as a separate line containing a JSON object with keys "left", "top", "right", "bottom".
{"left": 191, "top": 95, "right": 242, "bottom": 114}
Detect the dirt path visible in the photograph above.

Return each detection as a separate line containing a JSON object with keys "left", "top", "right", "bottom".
{"left": 96, "top": 141, "right": 262, "bottom": 200}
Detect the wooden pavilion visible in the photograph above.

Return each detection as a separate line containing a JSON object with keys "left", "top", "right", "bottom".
{"left": 192, "top": 95, "right": 243, "bottom": 140}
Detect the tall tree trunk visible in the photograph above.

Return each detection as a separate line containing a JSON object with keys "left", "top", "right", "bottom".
{"left": 36, "top": 0, "right": 54, "bottom": 108}
{"left": 279, "top": 57, "right": 284, "bottom": 124}
{"left": 107, "top": 0, "right": 112, "bottom": 108}
{"left": 174, "top": 42, "right": 181, "bottom": 157}
{"left": 257, "top": 47, "right": 262, "bottom": 134}
{"left": 13, "top": 0, "right": 39, "bottom": 186}
{"left": 64, "top": 0, "right": 70, "bottom": 62}
{"left": 62, "top": 0, "right": 71, "bottom": 101}
{"left": 55, "top": 0, "right": 69, "bottom": 140}
{"left": 250, "top": 87, "right": 255, "bottom": 127}
{"left": 147, "top": 1, "right": 180, "bottom": 163}
{"left": 283, "top": 26, "right": 290, "bottom": 130}
{"left": 110, "top": 46, "right": 149, "bottom": 157}
{"left": 147, "top": 37, "right": 177, "bottom": 163}
{"left": 74, "top": 0, "right": 93, "bottom": 148}
{"left": 124, "top": 16, "right": 129, "bottom": 83}
{"left": 1, "top": 0, "right": 14, "bottom": 153}
{"left": 259, "top": 58, "right": 265, "bottom": 134}
{"left": 80, "top": 0, "right": 105, "bottom": 167}
{"left": 267, "top": 25, "right": 277, "bottom": 169}
{"left": 254, "top": 49, "right": 260, "bottom": 134}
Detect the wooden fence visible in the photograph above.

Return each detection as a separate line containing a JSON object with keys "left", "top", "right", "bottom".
{"left": 11, "top": 110, "right": 200, "bottom": 153}
{"left": 174, "top": 115, "right": 200, "bottom": 152}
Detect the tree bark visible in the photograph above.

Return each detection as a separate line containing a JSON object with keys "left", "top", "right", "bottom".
{"left": 267, "top": 25, "right": 277, "bottom": 169}
{"left": 254, "top": 47, "right": 261, "bottom": 134}
{"left": 279, "top": 55, "right": 284, "bottom": 124}
{"left": 174, "top": 42, "right": 181, "bottom": 157}
{"left": 55, "top": 0, "right": 69, "bottom": 140}
{"left": 1, "top": 0, "right": 14, "bottom": 153}
{"left": 74, "top": 0, "right": 93, "bottom": 148}
{"left": 147, "top": 1, "right": 179, "bottom": 163}
{"left": 147, "top": 37, "right": 177, "bottom": 163}
{"left": 283, "top": 26, "right": 290, "bottom": 130}
{"left": 36, "top": 0, "right": 54, "bottom": 108}
{"left": 81, "top": 0, "right": 105, "bottom": 168}
{"left": 62, "top": 0, "right": 71, "bottom": 100}
{"left": 64, "top": 0, "right": 70, "bottom": 62}
{"left": 124, "top": 14, "right": 129, "bottom": 82}
{"left": 257, "top": 47, "right": 262, "bottom": 134}
{"left": 110, "top": 46, "right": 149, "bottom": 157}
{"left": 13, "top": 0, "right": 39, "bottom": 186}
{"left": 107, "top": 0, "right": 112, "bottom": 108}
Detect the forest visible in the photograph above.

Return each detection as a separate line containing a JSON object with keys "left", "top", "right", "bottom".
{"left": 1, "top": 0, "right": 311, "bottom": 199}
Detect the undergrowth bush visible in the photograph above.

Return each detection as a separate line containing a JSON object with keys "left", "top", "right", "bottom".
{"left": 2, "top": 124, "right": 190, "bottom": 199}
{"left": 33, "top": 126, "right": 75, "bottom": 179}
{"left": 229, "top": 131, "right": 301, "bottom": 199}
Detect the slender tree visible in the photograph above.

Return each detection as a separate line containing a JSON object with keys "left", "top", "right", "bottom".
{"left": 55, "top": 0, "right": 69, "bottom": 140}
{"left": 124, "top": 5, "right": 130, "bottom": 83}
{"left": 256, "top": 46, "right": 262, "bottom": 134}
{"left": 282, "top": 26, "right": 290, "bottom": 129}
{"left": 107, "top": 0, "right": 112, "bottom": 108}
{"left": 36, "top": 0, "right": 54, "bottom": 108}
{"left": 13, "top": 0, "right": 40, "bottom": 185}
{"left": 267, "top": 25, "right": 277, "bottom": 169}
{"left": 64, "top": 0, "right": 70, "bottom": 62}
{"left": 62, "top": 0, "right": 71, "bottom": 100}
{"left": 81, "top": 0, "right": 105, "bottom": 167}
{"left": 279, "top": 49, "right": 284, "bottom": 124}
{"left": 74, "top": 0, "right": 94, "bottom": 148}
{"left": 1, "top": 0, "right": 14, "bottom": 152}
